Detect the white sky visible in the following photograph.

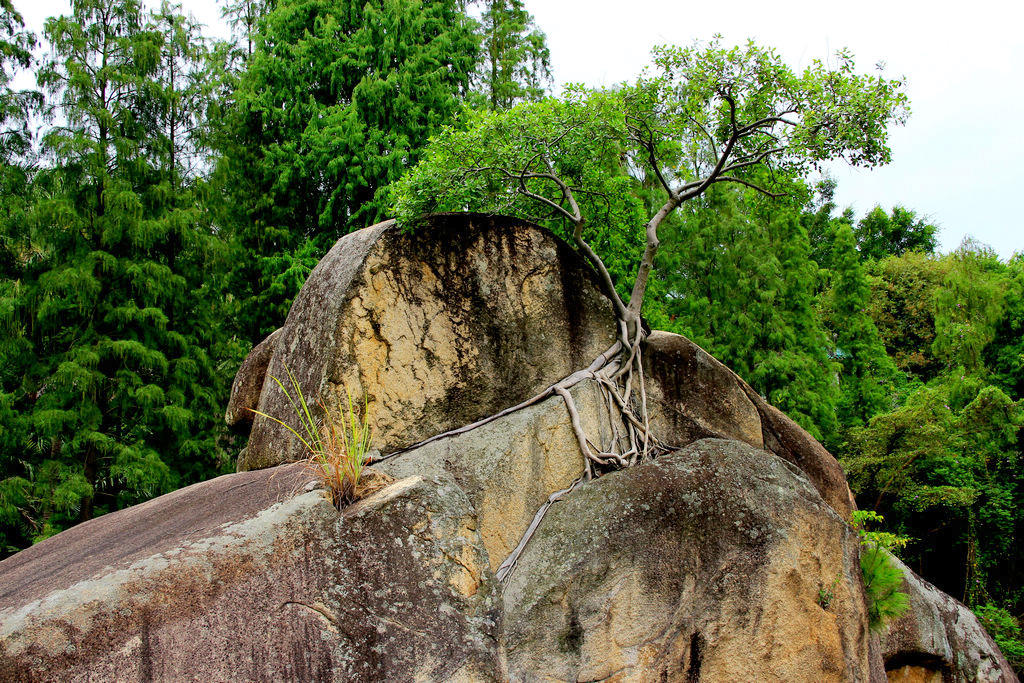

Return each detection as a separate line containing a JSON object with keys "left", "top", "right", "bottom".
{"left": 14, "top": 0, "right": 1023, "bottom": 258}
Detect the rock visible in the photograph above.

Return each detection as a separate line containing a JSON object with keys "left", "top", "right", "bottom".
{"left": 754, "top": 401, "right": 857, "bottom": 519}
{"left": 878, "top": 554, "right": 1018, "bottom": 682}
{"left": 224, "top": 327, "right": 281, "bottom": 426}
{"left": 9, "top": 211, "right": 1012, "bottom": 681}
{"left": 644, "top": 330, "right": 764, "bottom": 448}
{"left": 239, "top": 214, "right": 618, "bottom": 471}
{"left": 378, "top": 379, "right": 619, "bottom": 572}
{"left": 503, "top": 438, "right": 872, "bottom": 682}
{"left": 0, "top": 466, "right": 503, "bottom": 682}
{"left": 644, "top": 330, "right": 856, "bottom": 519}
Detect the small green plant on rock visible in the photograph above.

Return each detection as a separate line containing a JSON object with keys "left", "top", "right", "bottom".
{"left": 818, "top": 573, "right": 841, "bottom": 610}
{"left": 251, "top": 367, "right": 373, "bottom": 508}
{"left": 851, "top": 510, "right": 910, "bottom": 631}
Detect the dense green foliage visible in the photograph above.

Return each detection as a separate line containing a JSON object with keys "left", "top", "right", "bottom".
{"left": 650, "top": 187, "right": 842, "bottom": 443}
{"left": 975, "top": 604, "right": 1024, "bottom": 672}
{"left": 213, "top": 0, "right": 480, "bottom": 340}
{"left": 472, "top": 0, "right": 550, "bottom": 110}
{"left": 843, "top": 244, "right": 1024, "bottom": 611}
{"left": 0, "top": 0, "right": 238, "bottom": 551}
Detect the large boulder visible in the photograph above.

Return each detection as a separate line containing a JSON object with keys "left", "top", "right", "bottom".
{"left": 224, "top": 327, "right": 281, "bottom": 426}
{"left": 0, "top": 466, "right": 503, "bottom": 682}
{"left": 643, "top": 330, "right": 764, "bottom": 449}
{"left": 377, "top": 379, "right": 620, "bottom": 572}
{"left": 503, "top": 438, "right": 872, "bottom": 681}
{"left": 8, "top": 212, "right": 1008, "bottom": 681}
{"left": 229, "top": 214, "right": 855, "bottom": 523}
{"left": 232, "top": 213, "right": 618, "bottom": 470}
{"left": 644, "top": 330, "right": 856, "bottom": 519}
{"left": 878, "top": 555, "right": 1017, "bottom": 681}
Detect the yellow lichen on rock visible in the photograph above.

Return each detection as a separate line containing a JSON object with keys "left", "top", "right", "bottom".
{"left": 239, "top": 215, "right": 617, "bottom": 471}
{"left": 379, "top": 380, "right": 616, "bottom": 573}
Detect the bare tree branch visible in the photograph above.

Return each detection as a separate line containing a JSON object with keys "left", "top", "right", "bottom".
{"left": 711, "top": 175, "right": 787, "bottom": 198}
{"left": 737, "top": 112, "right": 799, "bottom": 135}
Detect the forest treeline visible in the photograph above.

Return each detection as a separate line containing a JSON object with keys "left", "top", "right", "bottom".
{"left": 0, "top": 0, "right": 1021, "bottom": 666}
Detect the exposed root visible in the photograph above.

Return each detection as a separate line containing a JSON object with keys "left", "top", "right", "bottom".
{"left": 377, "top": 340, "right": 624, "bottom": 463}
{"left": 373, "top": 316, "right": 670, "bottom": 588}
{"left": 495, "top": 473, "right": 586, "bottom": 584}
{"left": 497, "top": 323, "right": 670, "bottom": 587}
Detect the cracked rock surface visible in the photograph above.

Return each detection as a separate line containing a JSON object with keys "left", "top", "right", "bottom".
{"left": 233, "top": 213, "right": 618, "bottom": 470}
{"left": 0, "top": 467, "right": 503, "bottom": 682}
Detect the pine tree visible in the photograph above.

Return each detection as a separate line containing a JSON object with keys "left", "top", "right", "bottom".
{"left": 473, "top": 0, "right": 550, "bottom": 110}
{"left": 0, "top": 0, "right": 39, "bottom": 271}
{"left": 215, "top": 0, "right": 479, "bottom": 342}
{"left": 218, "top": 0, "right": 275, "bottom": 59}
{"left": 800, "top": 178, "right": 855, "bottom": 272}
{"left": 0, "top": 0, "right": 231, "bottom": 553}
{"left": 146, "top": 2, "right": 243, "bottom": 484}
{"left": 0, "top": 0, "right": 42, "bottom": 553}
{"left": 826, "top": 224, "right": 899, "bottom": 429}
{"left": 653, "top": 185, "right": 840, "bottom": 442}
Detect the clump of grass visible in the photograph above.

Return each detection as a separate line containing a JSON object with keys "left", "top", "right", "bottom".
{"left": 251, "top": 366, "right": 373, "bottom": 507}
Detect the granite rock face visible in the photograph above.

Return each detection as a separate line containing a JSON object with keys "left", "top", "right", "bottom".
{"left": 233, "top": 213, "right": 618, "bottom": 470}
{"left": 878, "top": 554, "right": 1017, "bottom": 682}
{"left": 377, "top": 379, "right": 620, "bottom": 573}
{"left": 503, "top": 438, "right": 872, "bottom": 682}
{"left": 644, "top": 330, "right": 856, "bottom": 519}
{"left": 0, "top": 467, "right": 503, "bottom": 682}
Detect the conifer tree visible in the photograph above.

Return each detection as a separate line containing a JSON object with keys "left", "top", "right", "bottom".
{"left": 826, "top": 223, "right": 898, "bottom": 429}
{"left": 654, "top": 186, "right": 840, "bottom": 442}
{"left": 473, "top": 0, "right": 551, "bottom": 110}
{"left": 0, "top": 0, "right": 39, "bottom": 272}
{"left": 800, "top": 179, "right": 854, "bottom": 272}
{"left": 218, "top": 0, "right": 274, "bottom": 59}
{"left": 987, "top": 255, "right": 1024, "bottom": 399}
{"left": 146, "top": 2, "right": 242, "bottom": 483}
{"left": 0, "top": 0, "right": 230, "bottom": 553}
{"left": 216, "top": 0, "right": 479, "bottom": 341}
{"left": 0, "top": 0, "right": 42, "bottom": 553}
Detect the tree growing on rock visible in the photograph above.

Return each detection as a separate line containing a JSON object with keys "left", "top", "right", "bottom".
{"left": 392, "top": 38, "right": 907, "bottom": 577}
